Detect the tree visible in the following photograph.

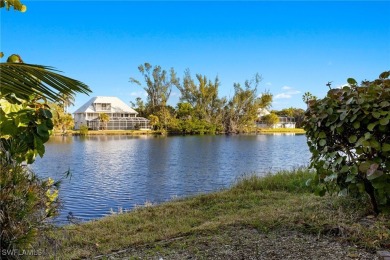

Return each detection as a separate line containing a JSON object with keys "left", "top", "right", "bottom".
{"left": 58, "top": 93, "right": 75, "bottom": 113}
{"left": 130, "top": 63, "right": 180, "bottom": 113}
{"left": 0, "top": 0, "right": 26, "bottom": 12}
{"left": 280, "top": 107, "right": 294, "bottom": 117}
{"left": 130, "top": 97, "right": 146, "bottom": 117}
{"left": 1, "top": 55, "right": 90, "bottom": 104}
{"left": 176, "top": 102, "right": 194, "bottom": 120}
{"left": 302, "top": 92, "right": 317, "bottom": 106}
{"left": 177, "top": 70, "right": 226, "bottom": 129}
{"left": 223, "top": 74, "right": 272, "bottom": 133}
{"left": 1, "top": 1, "right": 92, "bottom": 250}
{"left": 148, "top": 114, "right": 159, "bottom": 130}
{"left": 278, "top": 107, "right": 305, "bottom": 128}
{"left": 262, "top": 112, "right": 280, "bottom": 127}
{"left": 50, "top": 103, "right": 75, "bottom": 134}
{"left": 0, "top": 53, "right": 91, "bottom": 161}
{"left": 99, "top": 113, "right": 110, "bottom": 130}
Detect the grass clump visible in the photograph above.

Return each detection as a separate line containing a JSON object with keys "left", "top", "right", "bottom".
{"left": 233, "top": 167, "right": 316, "bottom": 193}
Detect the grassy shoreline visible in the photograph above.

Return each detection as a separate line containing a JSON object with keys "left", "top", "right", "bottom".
{"left": 54, "top": 128, "right": 305, "bottom": 136}
{"left": 36, "top": 168, "right": 389, "bottom": 259}
{"left": 256, "top": 128, "right": 306, "bottom": 134}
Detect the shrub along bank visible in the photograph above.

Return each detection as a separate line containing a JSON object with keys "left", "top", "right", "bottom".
{"left": 304, "top": 71, "right": 390, "bottom": 214}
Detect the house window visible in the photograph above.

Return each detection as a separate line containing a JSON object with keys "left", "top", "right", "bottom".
{"left": 87, "top": 113, "right": 97, "bottom": 119}
{"left": 95, "top": 103, "right": 111, "bottom": 111}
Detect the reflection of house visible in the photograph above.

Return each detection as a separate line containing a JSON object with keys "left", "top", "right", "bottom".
{"left": 73, "top": 96, "right": 150, "bottom": 130}
{"left": 256, "top": 108, "right": 296, "bottom": 128}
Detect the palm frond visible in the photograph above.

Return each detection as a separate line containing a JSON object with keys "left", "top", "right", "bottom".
{"left": 0, "top": 63, "right": 91, "bottom": 102}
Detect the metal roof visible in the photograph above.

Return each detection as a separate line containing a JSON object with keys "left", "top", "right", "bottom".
{"left": 73, "top": 96, "right": 138, "bottom": 114}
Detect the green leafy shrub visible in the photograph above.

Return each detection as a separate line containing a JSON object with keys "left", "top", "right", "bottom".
{"left": 0, "top": 160, "right": 59, "bottom": 251}
{"left": 0, "top": 49, "right": 89, "bottom": 252}
{"left": 0, "top": 96, "right": 54, "bottom": 164}
{"left": 79, "top": 124, "right": 89, "bottom": 135}
{"left": 304, "top": 71, "right": 390, "bottom": 214}
{"left": 262, "top": 112, "right": 280, "bottom": 127}
{"left": 0, "top": 96, "right": 60, "bottom": 252}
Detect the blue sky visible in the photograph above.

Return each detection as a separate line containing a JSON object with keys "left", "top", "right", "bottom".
{"left": 2, "top": 1, "right": 389, "bottom": 112}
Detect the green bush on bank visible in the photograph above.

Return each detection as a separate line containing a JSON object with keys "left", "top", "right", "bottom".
{"left": 78, "top": 124, "right": 89, "bottom": 135}
{"left": 304, "top": 71, "right": 390, "bottom": 214}
{"left": 0, "top": 161, "right": 59, "bottom": 251}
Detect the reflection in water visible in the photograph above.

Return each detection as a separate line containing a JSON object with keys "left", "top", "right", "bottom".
{"left": 32, "top": 134, "right": 310, "bottom": 223}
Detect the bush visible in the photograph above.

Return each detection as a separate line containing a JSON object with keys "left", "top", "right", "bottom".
{"left": 303, "top": 71, "right": 390, "bottom": 214}
{"left": 0, "top": 97, "right": 54, "bottom": 164}
{"left": 79, "top": 124, "right": 89, "bottom": 135}
{"left": 0, "top": 160, "right": 59, "bottom": 251}
{"left": 0, "top": 96, "right": 60, "bottom": 253}
{"left": 262, "top": 112, "right": 280, "bottom": 127}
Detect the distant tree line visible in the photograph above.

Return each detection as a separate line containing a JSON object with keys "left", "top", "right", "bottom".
{"left": 271, "top": 107, "right": 306, "bottom": 128}
{"left": 49, "top": 63, "right": 306, "bottom": 134}
{"left": 130, "top": 63, "right": 277, "bottom": 134}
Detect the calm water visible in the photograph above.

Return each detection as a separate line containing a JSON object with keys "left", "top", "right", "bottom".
{"left": 31, "top": 134, "right": 310, "bottom": 223}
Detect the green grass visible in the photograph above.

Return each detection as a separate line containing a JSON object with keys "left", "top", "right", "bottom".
{"left": 257, "top": 128, "right": 306, "bottom": 134}
{"left": 234, "top": 168, "right": 315, "bottom": 193}
{"left": 35, "top": 168, "right": 389, "bottom": 259}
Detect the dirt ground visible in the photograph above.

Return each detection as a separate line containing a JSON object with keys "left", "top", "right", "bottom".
{"left": 94, "top": 226, "right": 380, "bottom": 260}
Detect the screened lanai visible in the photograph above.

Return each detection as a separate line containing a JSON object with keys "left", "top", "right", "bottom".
{"left": 88, "top": 117, "right": 151, "bottom": 130}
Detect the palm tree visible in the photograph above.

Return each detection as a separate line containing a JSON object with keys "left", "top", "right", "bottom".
{"left": 61, "top": 114, "right": 74, "bottom": 134}
{"left": 0, "top": 0, "right": 27, "bottom": 12}
{"left": 302, "top": 92, "right": 317, "bottom": 107}
{"left": 58, "top": 93, "right": 75, "bottom": 113}
{"left": 99, "top": 113, "right": 110, "bottom": 130}
{"left": 0, "top": 57, "right": 91, "bottom": 103}
{"left": 1, "top": 3, "right": 91, "bottom": 102}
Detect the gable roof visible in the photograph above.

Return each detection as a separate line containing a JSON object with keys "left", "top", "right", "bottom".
{"left": 257, "top": 108, "right": 270, "bottom": 117}
{"left": 73, "top": 96, "right": 138, "bottom": 114}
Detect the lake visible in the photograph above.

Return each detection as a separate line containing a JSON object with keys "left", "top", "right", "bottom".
{"left": 31, "top": 134, "right": 311, "bottom": 223}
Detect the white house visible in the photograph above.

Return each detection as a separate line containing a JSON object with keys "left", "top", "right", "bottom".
{"left": 256, "top": 108, "right": 296, "bottom": 129}
{"left": 73, "top": 96, "right": 150, "bottom": 130}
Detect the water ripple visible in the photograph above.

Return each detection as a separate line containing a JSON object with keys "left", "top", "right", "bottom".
{"left": 31, "top": 134, "right": 310, "bottom": 223}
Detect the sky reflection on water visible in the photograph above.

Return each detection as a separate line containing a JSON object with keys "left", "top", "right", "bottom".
{"left": 31, "top": 134, "right": 310, "bottom": 223}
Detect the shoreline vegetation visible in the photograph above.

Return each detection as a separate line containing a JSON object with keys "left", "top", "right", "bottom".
{"left": 36, "top": 168, "right": 389, "bottom": 259}
{"left": 54, "top": 128, "right": 306, "bottom": 136}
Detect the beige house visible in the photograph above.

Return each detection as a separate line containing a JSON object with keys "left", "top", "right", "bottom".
{"left": 73, "top": 96, "right": 150, "bottom": 130}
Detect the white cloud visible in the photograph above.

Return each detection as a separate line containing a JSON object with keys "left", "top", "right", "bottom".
{"left": 287, "top": 90, "right": 301, "bottom": 95}
{"left": 129, "top": 91, "right": 147, "bottom": 97}
{"left": 274, "top": 86, "right": 301, "bottom": 100}
{"left": 265, "top": 82, "right": 272, "bottom": 86}
{"left": 274, "top": 93, "right": 292, "bottom": 99}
